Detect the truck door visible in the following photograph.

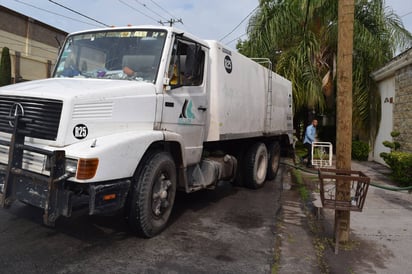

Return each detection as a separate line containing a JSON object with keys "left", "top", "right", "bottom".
{"left": 161, "top": 38, "right": 208, "bottom": 166}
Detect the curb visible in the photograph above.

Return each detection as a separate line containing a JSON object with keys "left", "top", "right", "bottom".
{"left": 275, "top": 162, "right": 320, "bottom": 273}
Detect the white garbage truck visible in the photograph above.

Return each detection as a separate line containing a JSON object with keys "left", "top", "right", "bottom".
{"left": 0, "top": 25, "right": 293, "bottom": 237}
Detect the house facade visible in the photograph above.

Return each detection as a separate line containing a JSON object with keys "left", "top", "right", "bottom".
{"left": 0, "top": 5, "right": 67, "bottom": 82}
{"left": 371, "top": 48, "right": 412, "bottom": 165}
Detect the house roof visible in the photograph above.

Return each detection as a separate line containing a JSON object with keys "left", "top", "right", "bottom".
{"left": 0, "top": 5, "right": 67, "bottom": 36}
{"left": 371, "top": 47, "right": 412, "bottom": 81}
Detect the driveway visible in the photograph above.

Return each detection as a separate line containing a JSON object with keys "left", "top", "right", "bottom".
{"left": 0, "top": 165, "right": 286, "bottom": 273}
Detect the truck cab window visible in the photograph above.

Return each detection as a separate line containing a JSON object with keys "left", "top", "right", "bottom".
{"left": 54, "top": 30, "right": 166, "bottom": 83}
{"left": 169, "top": 40, "right": 204, "bottom": 88}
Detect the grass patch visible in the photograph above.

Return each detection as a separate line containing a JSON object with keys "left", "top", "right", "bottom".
{"left": 291, "top": 168, "right": 310, "bottom": 201}
{"left": 313, "top": 237, "right": 330, "bottom": 273}
{"left": 295, "top": 141, "right": 307, "bottom": 157}
{"left": 325, "top": 238, "right": 360, "bottom": 252}
{"left": 290, "top": 165, "right": 330, "bottom": 273}
{"left": 272, "top": 220, "right": 285, "bottom": 274}
{"left": 271, "top": 233, "right": 281, "bottom": 274}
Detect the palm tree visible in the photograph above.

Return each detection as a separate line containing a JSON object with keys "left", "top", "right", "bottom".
{"left": 238, "top": 0, "right": 412, "bottom": 142}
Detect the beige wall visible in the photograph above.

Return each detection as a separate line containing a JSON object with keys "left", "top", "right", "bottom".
{"left": 1, "top": 30, "right": 60, "bottom": 81}
{"left": 0, "top": 6, "right": 67, "bottom": 82}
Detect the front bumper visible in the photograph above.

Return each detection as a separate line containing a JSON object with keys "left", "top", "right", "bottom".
{"left": 0, "top": 139, "right": 72, "bottom": 226}
{"left": 0, "top": 115, "right": 131, "bottom": 226}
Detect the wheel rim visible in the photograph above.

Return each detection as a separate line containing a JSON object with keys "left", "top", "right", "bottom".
{"left": 256, "top": 153, "right": 268, "bottom": 182}
{"left": 152, "top": 172, "right": 172, "bottom": 217}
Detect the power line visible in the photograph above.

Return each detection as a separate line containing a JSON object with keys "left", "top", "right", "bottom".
{"left": 149, "top": 0, "right": 180, "bottom": 21}
{"left": 401, "top": 10, "right": 412, "bottom": 17}
{"left": 118, "top": 0, "right": 160, "bottom": 24}
{"left": 48, "top": 0, "right": 110, "bottom": 27}
{"left": 219, "top": 5, "right": 259, "bottom": 42}
{"left": 13, "top": 0, "right": 102, "bottom": 28}
{"left": 134, "top": 0, "right": 168, "bottom": 21}
{"left": 226, "top": 32, "right": 248, "bottom": 46}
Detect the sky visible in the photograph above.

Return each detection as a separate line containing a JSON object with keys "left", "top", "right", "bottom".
{"left": 0, "top": 0, "right": 411, "bottom": 51}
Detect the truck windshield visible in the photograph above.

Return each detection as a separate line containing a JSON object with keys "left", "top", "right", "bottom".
{"left": 53, "top": 29, "right": 167, "bottom": 83}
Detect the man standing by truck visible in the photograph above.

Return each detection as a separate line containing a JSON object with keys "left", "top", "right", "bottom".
{"left": 302, "top": 119, "right": 318, "bottom": 168}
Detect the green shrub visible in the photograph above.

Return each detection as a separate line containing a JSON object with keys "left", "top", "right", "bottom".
{"left": 380, "top": 131, "right": 412, "bottom": 186}
{"left": 351, "top": 140, "right": 369, "bottom": 161}
{"left": 0, "top": 47, "right": 12, "bottom": 86}
{"left": 294, "top": 140, "right": 306, "bottom": 157}
{"left": 382, "top": 141, "right": 395, "bottom": 150}
{"left": 380, "top": 151, "right": 412, "bottom": 186}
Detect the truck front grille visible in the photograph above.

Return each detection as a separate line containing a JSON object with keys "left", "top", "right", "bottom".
{"left": 0, "top": 95, "right": 62, "bottom": 141}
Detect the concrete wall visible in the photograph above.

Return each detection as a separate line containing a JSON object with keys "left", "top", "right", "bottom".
{"left": 373, "top": 77, "right": 395, "bottom": 165}
{"left": 394, "top": 64, "right": 412, "bottom": 153}
{"left": 0, "top": 6, "right": 67, "bottom": 82}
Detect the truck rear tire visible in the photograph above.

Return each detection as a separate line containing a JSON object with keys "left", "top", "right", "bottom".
{"left": 128, "top": 151, "right": 177, "bottom": 238}
{"left": 243, "top": 142, "right": 268, "bottom": 189}
{"left": 266, "top": 141, "right": 281, "bottom": 180}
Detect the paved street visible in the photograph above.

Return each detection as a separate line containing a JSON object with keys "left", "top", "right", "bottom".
{"left": 0, "top": 166, "right": 286, "bottom": 274}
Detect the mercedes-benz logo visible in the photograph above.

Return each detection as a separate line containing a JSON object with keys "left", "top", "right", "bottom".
{"left": 8, "top": 103, "right": 25, "bottom": 127}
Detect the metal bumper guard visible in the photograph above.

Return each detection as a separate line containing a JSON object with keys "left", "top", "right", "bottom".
{"left": 0, "top": 115, "right": 130, "bottom": 226}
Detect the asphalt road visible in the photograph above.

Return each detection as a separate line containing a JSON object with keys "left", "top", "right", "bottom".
{"left": 0, "top": 166, "right": 285, "bottom": 274}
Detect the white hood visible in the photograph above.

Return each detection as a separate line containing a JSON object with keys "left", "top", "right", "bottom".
{"left": 0, "top": 78, "right": 156, "bottom": 100}
{"left": 0, "top": 78, "right": 159, "bottom": 147}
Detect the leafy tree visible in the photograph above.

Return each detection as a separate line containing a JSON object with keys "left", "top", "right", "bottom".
{"left": 0, "top": 47, "right": 12, "bottom": 86}
{"left": 238, "top": 0, "right": 412, "bottom": 142}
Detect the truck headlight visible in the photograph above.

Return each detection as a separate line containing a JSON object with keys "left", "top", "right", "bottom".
{"left": 65, "top": 158, "right": 78, "bottom": 175}
{"left": 44, "top": 157, "right": 78, "bottom": 176}
{"left": 45, "top": 156, "right": 78, "bottom": 175}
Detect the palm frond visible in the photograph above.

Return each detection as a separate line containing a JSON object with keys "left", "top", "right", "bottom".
{"left": 238, "top": 0, "right": 412, "bottom": 141}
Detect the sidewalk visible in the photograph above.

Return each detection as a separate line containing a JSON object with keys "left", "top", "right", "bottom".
{"left": 277, "top": 159, "right": 412, "bottom": 273}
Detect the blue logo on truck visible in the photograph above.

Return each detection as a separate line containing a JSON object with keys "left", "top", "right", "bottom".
{"left": 178, "top": 99, "right": 195, "bottom": 124}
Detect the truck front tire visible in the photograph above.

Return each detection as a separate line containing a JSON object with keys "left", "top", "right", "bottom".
{"left": 128, "top": 151, "right": 177, "bottom": 238}
{"left": 243, "top": 142, "right": 268, "bottom": 189}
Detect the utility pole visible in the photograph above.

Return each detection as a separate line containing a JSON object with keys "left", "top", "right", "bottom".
{"left": 335, "top": 0, "right": 355, "bottom": 242}
{"left": 159, "top": 18, "right": 183, "bottom": 27}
